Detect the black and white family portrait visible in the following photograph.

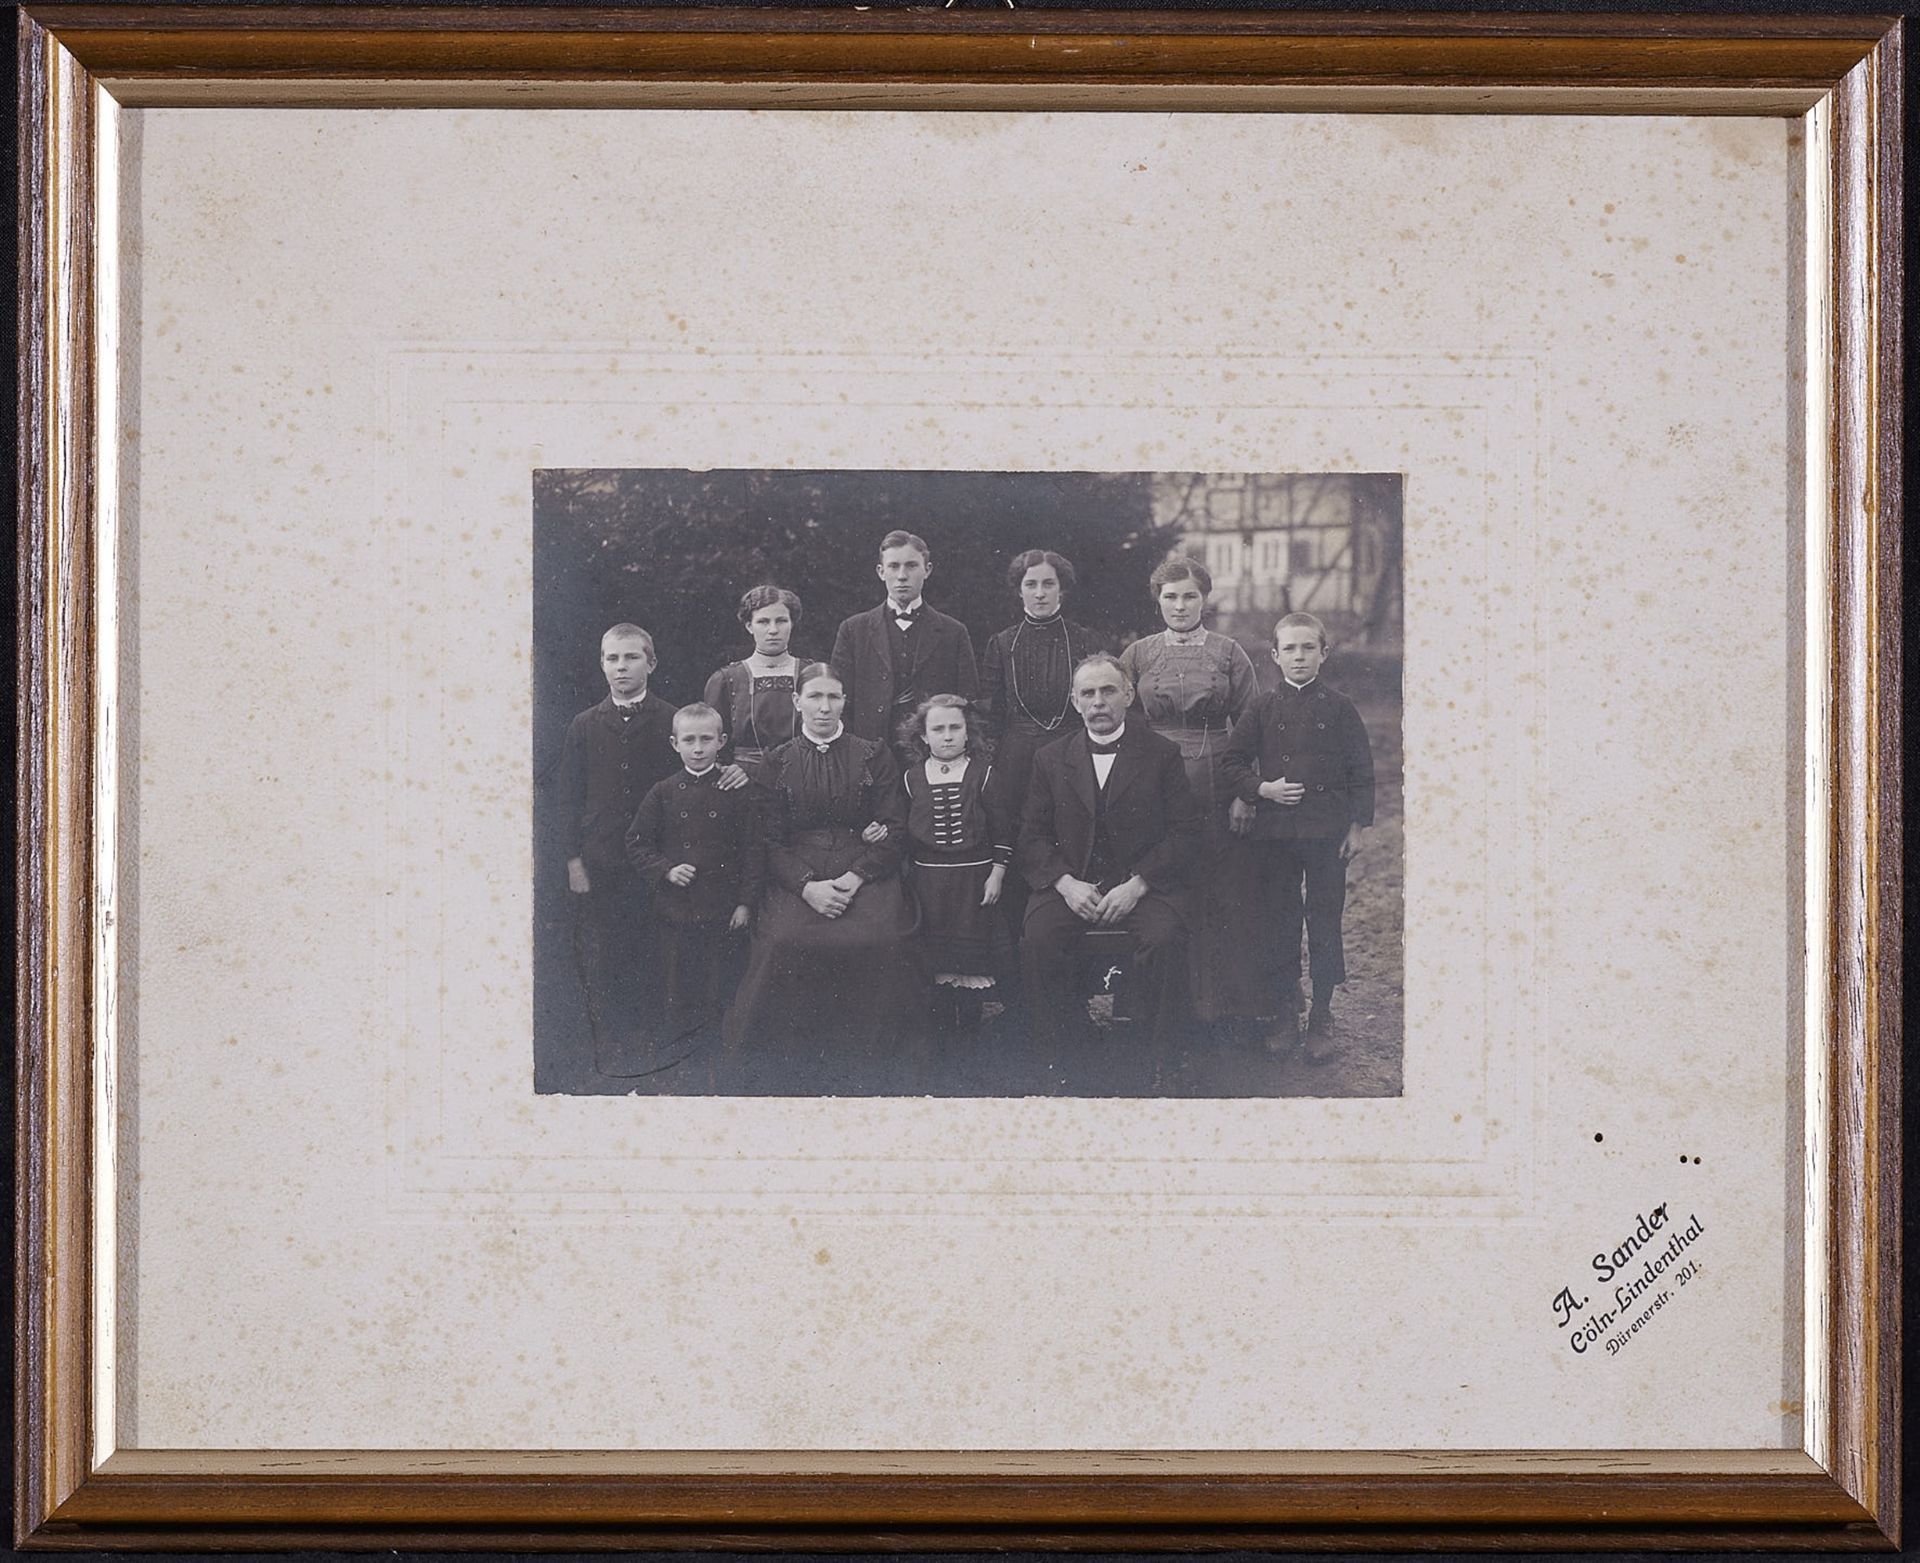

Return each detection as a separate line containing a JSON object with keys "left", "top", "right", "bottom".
{"left": 532, "top": 469, "right": 1404, "bottom": 1098}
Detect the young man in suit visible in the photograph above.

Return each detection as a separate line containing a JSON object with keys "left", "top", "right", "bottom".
{"left": 1016, "top": 653, "right": 1203, "bottom": 1053}
{"left": 829, "top": 530, "right": 979, "bottom": 747}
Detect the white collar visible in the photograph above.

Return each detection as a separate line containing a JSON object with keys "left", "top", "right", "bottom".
{"left": 804, "top": 723, "right": 846, "bottom": 751}
{"left": 747, "top": 652, "right": 796, "bottom": 672}
{"left": 682, "top": 764, "right": 717, "bottom": 778}
{"left": 612, "top": 694, "right": 648, "bottom": 711}
{"left": 889, "top": 597, "right": 925, "bottom": 616}
{"left": 1086, "top": 727, "right": 1125, "bottom": 749}
{"left": 1163, "top": 627, "right": 1207, "bottom": 647}
{"left": 1283, "top": 676, "right": 1319, "bottom": 692}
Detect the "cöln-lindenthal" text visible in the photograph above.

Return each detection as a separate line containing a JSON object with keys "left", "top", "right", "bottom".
{"left": 1552, "top": 1203, "right": 1707, "bottom": 1356}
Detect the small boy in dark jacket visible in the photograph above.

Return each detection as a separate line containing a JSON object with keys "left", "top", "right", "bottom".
{"left": 1221, "top": 613, "right": 1375, "bottom": 1058}
{"left": 625, "top": 704, "right": 761, "bottom": 1066}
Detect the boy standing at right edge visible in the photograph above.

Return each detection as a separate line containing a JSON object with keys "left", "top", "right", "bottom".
{"left": 1221, "top": 613, "right": 1375, "bottom": 1059}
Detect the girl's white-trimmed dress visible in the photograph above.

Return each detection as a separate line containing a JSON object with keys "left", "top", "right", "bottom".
{"left": 903, "top": 757, "right": 1014, "bottom": 989}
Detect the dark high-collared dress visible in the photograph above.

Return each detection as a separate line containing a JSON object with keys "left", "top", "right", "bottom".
{"left": 723, "top": 731, "right": 922, "bottom": 1058}
{"left": 979, "top": 613, "right": 1096, "bottom": 813}
{"left": 978, "top": 614, "right": 1097, "bottom": 953}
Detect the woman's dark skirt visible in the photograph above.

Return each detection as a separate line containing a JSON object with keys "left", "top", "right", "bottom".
{"left": 1156, "top": 724, "right": 1275, "bottom": 1023}
{"left": 724, "top": 827, "right": 925, "bottom": 1072}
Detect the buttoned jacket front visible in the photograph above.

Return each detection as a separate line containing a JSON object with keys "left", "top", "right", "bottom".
{"left": 1016, "top": 722, "right": 1202, "bottom": 894}
{"left": 556, "top": 692, "right": 679, "bottom": 872}
{"left": 829, "top": 603, "right": 979, "bottom": 742}
{"left": 625, "top": 770, "right": 762, "bottom": 923}
{"left": 1220, "top": 679, "right": 1376, "bottom": 840}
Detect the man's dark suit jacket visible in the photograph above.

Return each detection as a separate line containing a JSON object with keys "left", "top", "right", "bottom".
{"left": 556, "top": 692, "right": 679, "bottom": 874}
{"left": 829, "top": 603, "right": 979, "bottom": 743}
{"left": 1016, "top": 722, "right": 1202, "bottom": 895}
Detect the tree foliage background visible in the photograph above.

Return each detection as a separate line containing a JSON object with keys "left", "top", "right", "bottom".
{"left": 533, "top": 468, "right": 1178, "bottom": 763}
{"left": 530, "top": 468, "right": 1180, "bottom": 1088}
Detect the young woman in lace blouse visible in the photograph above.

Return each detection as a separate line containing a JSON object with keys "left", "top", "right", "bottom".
{"left": 1117, "top": 557, "right": 1265, "bottom": 1033}
{"left": 703, "top": 584, "right": 806, "bottom": 778}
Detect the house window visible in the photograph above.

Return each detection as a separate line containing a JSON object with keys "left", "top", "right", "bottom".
{"left": 1291, "top": 538, "right": 1315, "bottom": 573}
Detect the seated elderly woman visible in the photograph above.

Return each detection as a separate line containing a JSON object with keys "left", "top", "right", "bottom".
{"left": 724, "top": 662, "right": 923, "bottom": 1082}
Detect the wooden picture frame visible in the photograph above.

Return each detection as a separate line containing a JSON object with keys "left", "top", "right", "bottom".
{"left": 15, "top": 6, "right": 1901, "bottom": 1549}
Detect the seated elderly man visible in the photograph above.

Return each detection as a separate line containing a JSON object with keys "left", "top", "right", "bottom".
{"left": 1016, "top": 652, "right": 1202, "bottom": 1050}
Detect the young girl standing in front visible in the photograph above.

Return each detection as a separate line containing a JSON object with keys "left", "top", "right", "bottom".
{"left": 899, "top": 694, "right": 1015, "bottom": 1032}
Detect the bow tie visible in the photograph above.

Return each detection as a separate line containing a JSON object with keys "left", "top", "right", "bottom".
{"left": 892, "top": 606, "right": 921, "bottom": 623}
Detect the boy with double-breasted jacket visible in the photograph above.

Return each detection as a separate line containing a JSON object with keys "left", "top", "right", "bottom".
{"left": 1220, "top": 613, "right": 1375, "bottom": 1057}
{"left": 625, "top": 704, "right": 763, "bottom": 1060}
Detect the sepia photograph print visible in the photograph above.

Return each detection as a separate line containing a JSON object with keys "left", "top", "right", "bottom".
{"left": 533, "top": 469, "right": 1404, "bottom": 1099}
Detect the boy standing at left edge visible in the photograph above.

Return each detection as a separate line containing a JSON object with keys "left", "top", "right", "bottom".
{"left": 557, "top": 624, "right": 680, "bottom": 1075}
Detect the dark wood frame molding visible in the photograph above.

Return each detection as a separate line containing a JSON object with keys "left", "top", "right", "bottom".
{"left": 14, "top": 7, "right": 1902, "bottom": 1549}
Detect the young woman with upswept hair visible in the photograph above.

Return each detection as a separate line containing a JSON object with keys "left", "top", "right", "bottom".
{"left": 703, "top": 583, "right": 806, "bottom": 777}
{"left": 1117, "top": 556, "right": 1265, "bottom": 1033}
{"left": 977, "top": 549, "right": 1103, "bottom": 957}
